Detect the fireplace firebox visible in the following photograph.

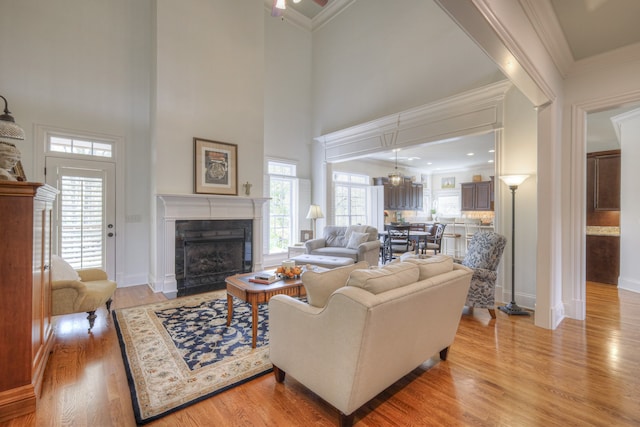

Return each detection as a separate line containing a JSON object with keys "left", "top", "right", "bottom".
{"left": 175, "top": 219, "right": 252, "bottom": 296}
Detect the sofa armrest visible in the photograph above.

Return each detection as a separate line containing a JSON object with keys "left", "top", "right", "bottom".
{"left": 357, "top": 240, "right": 381, "bottom": 266}
{"left": 357, "top": 240, "right": 380, "bottom": 255}
{"left": 77, "top": 268, "right": 108, "bottom": 282}
{"left": 305, "top": 238, "right": 327, "bottom": 253}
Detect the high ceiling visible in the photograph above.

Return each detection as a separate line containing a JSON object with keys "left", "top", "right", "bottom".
{"left": 550, "top": 0, "right": 640, "bottom": 60}
{"left": 278, "top": 0, "right": 639, "bottom": 170}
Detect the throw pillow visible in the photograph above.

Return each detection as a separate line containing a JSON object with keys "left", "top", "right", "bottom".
{"left": 346, "top": 231, "right": 369, "bottom": 250}
{"left": 51, "top": 255, "right": 80, "bottom": 282}
{"left": 302, "top": 261, "right": 369, "bottom": 307}
{"left": 344, "top": 224, "right": 369, "bottom": 242}
{"left": 346, "top": 262, "right": 419, "bottom": 294}
{"left": 403, "top": 254, "right": 453, "bottom": 280}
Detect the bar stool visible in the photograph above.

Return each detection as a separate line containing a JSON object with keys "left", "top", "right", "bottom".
{"left": 464, "top": 219, "right": 482, "bottom": 252}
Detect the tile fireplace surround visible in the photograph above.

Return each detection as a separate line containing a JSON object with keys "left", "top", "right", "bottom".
{"left": 155, "top": 194, "right": 269, "bottom": 298}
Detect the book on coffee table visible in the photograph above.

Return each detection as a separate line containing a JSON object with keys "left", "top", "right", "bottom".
{"left": 248, "top": 273, "right": 279, "bottom": 284}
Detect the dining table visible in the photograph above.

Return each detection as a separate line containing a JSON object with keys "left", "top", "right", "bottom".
{"left": 378, "top": 230, "right": 433, "bottom": 259}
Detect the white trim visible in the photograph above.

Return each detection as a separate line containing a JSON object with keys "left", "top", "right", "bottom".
{"left": 567, "top": 89, "right": 640, "bottom": 320}
{"left": 316, "top": 80, "right": 512, "bottom": 162}
{"left": 155, "top": 194, "right": 269, "bottom": 298}
{"left": 519, "top": 0, "right": 574, "bottom": 78}
{"left": 34, "top": 123, "right": 126, "bottom": 287}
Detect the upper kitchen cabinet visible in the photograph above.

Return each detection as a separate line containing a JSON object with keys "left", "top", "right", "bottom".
{"left": 375, "top": 178, "right": 423, "bottom": 210}
{"left": 461, "top": 177, "right": 494, "bottom": 211}
{"left": 587, "top": 150, "right": 621, "bottom": 211}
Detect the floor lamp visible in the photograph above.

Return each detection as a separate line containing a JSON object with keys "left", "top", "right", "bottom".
{"left": 498, "top": 174, "right": 530, "bottom": 316}
{"left": 306, "top": 204, "right": 324, "bottom": 239}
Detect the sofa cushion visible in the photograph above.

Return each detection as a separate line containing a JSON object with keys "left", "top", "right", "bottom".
{"left": 346, "top": 231, "right": 369, "bottom": 249}
{"left": 402, "top": 254, "right": 454, "bottom": 280}
{"left": 346, "top": 262, "right": 419, "bottom": 294}
{"left": 51, "top": 255, "right": 80, "bottom": 282}
{"left": 302, "top": 261, "right": 369, "bottom": 307}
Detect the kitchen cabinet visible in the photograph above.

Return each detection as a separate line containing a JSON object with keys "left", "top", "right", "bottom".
{"left": 0, "top": 182, "right": 57, "bottom": 422}
{"left": 461, "top": 178, "right": 493, "bottom": 211}
{"left": 376, "top": 178, "right": 423, "bottom": 210}
{"left": 587, "top": 150, "right": 620, "bottom": 211}
{"left": 586, "top": 234, "right": 619, "bottom": 284}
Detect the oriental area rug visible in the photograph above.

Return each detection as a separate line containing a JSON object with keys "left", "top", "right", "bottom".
{"left": 113, "top": 290, "right": 272, "bottom": 425}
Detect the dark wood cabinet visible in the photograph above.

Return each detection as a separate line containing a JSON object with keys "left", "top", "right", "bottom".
{"left": 461, "top": 178, "right": 494, "bottom": 211}
{"left": 586, "top": 235, "right": 620, "bottom": 285}
{"left": 377, "top": 178, "right": 423, "bottom": 210}
{"left": 587, "top": 150, "right": 620, "bottom": 211}
{"left": 0, "top": 182, "right": 57, "bottom": 422}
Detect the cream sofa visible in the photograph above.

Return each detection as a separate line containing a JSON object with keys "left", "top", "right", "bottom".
{"left": 268, "top": 256, "right": 472, "bottom": 426}
{"left": 304, "top": 225, "right": 381, "bottom": 266}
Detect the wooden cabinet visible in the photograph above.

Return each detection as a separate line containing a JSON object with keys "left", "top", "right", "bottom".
{"left": 587, "top": 150, "right": 620, "bottom": 211}
{"left": 586, "top": 235, "right": 620, "bottom": 285}
{"left": 0, "top": 182, "right": 57, "bottom": 422}
{"left": 379, "top": 180, "right": 423, "bottom": 210}
{"left": 461, "top": 178, "right": 494, "bottom": 211}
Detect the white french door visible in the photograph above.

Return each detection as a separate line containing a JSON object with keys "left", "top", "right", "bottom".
{"left": 45, "top": 157, "right": 116, "bottom": 278}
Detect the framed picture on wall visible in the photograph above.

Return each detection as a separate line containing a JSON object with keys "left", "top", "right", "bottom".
{"left": 441, "top": 177, "right": 455, "bottom": 189}
{"left": 300, "top": 229, "right": 313, "bottom": 242}
{"left": 194, "top": 138, "right": 238, "bottom": 195}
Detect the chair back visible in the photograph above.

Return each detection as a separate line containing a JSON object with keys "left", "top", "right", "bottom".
{"left": 464, "top": 218, "right": 482, "bottom": 239}
{"left": 410, "top": 223, "right": 426, "bottom": 231}
{"left": 462, "top": 231, "right": 507, "bottom": 271}
{"left": 385, "top": 224, "right": 411, "bottom": 261}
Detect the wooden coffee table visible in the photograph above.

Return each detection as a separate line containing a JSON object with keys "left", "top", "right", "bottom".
{"left": 225, "top": 270, "right": 307, "bottom": 348}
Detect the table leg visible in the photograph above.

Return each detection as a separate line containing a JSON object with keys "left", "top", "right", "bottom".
{"left": 226, "top": 293, "right": 233, "bottom": 326}
{"left": 251, "top": 300, "right": 258, "bottom": 348}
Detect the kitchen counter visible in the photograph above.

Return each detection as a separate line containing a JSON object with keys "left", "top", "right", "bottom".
{"left": 586, "top": 226, "right": 620, "bottom": 236}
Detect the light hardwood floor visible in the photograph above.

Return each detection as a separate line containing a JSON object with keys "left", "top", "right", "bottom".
{"left": 2, "top": 282, "right": 639, "bottom": 426}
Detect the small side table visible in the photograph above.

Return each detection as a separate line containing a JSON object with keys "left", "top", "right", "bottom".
{"left": 288, "top": 245, "right": 307, "bottom": 258}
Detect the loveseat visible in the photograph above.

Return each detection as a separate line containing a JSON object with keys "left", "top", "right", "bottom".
{"left": 304, "top": 225, "right": 380, "bottom": 266}
{"left": 268, "top": 255, "right": 472, "bottom": 426}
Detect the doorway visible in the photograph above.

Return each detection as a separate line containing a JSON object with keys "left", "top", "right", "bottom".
{"left": 45, "top": 156, "right": 116, "bottom": 278}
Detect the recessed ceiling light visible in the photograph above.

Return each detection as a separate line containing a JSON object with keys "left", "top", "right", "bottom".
{"left": 489, "top": 149, "right": 495, "bottom": 153}
{"left": 467, "top": 152, "right": 474, "bottom": 156}
{"left": 407, "top": 157, "right": 420, "bottom": 161}
{"left": 488, "top": 160, "right": 494, "bottom": 163}
{"left": 427, "top": 162, "right": 433, "bottom": 165}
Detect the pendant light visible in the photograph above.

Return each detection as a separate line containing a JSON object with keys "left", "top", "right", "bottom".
{"left": 388, "top": 149, "right": 402, "bottom": 186}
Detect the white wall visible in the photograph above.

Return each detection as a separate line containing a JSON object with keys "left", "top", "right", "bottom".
{"left": 561, "top": 49, "right": 640, "bottom": 314}
{"left": 264, "top": 13, "right": 313, "bottom": 181}
{"left": 613, "top": 109, "right": 640, "bottom": 293}
{"left": 0, "top": 0, "right": 153, "bottom": 286}
{"left": 310, "top": 0, "right": 503, "bottom": 137}
{"left": 153, "top": 1, "right": 265, "bottom": 195}
{"left": 499, "top": 87, "right": 538, "bottom": 308}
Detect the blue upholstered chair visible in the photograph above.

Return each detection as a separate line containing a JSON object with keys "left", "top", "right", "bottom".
{"left": 457, "top": 231, "right": 507, "bottom": 318}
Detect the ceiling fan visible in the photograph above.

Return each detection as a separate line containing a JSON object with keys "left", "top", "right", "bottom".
{"left": 271, "top": 0, "right": 328, "bottom": 17}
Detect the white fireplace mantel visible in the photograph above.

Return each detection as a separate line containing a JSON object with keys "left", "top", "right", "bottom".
{"left": 154, "top": 193, "right": 269, "bottom": 297}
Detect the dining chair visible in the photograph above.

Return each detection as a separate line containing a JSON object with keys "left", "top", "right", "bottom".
{"left": 384, "top": 224, "right": 411, "bottom": 263}
{"left": 424, "top": 223, "right": 446, "bottom": 255}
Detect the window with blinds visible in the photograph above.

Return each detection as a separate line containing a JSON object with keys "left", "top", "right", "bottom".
{"left": 59, "top": 175, "right": 104, "bottom": 269}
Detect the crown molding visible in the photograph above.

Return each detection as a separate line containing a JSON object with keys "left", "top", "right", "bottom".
{"left": 264, "top": 0, "right": 355, "bottom": 32}
{"left": 316, "top": 80, "right": 512, "bottom": 163}
{"left": 264, "top": 0, "right": 312, "bottom": 32}
{"left": 311, "top": 0, "right": 357, "bottom": 32}
{"left": 519, "top": 0, "right": 574, "bottom": 78}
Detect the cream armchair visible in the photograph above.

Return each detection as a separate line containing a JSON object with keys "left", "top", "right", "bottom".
{"left": 51, "top": 255, "right": 117, "bottom": 331}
